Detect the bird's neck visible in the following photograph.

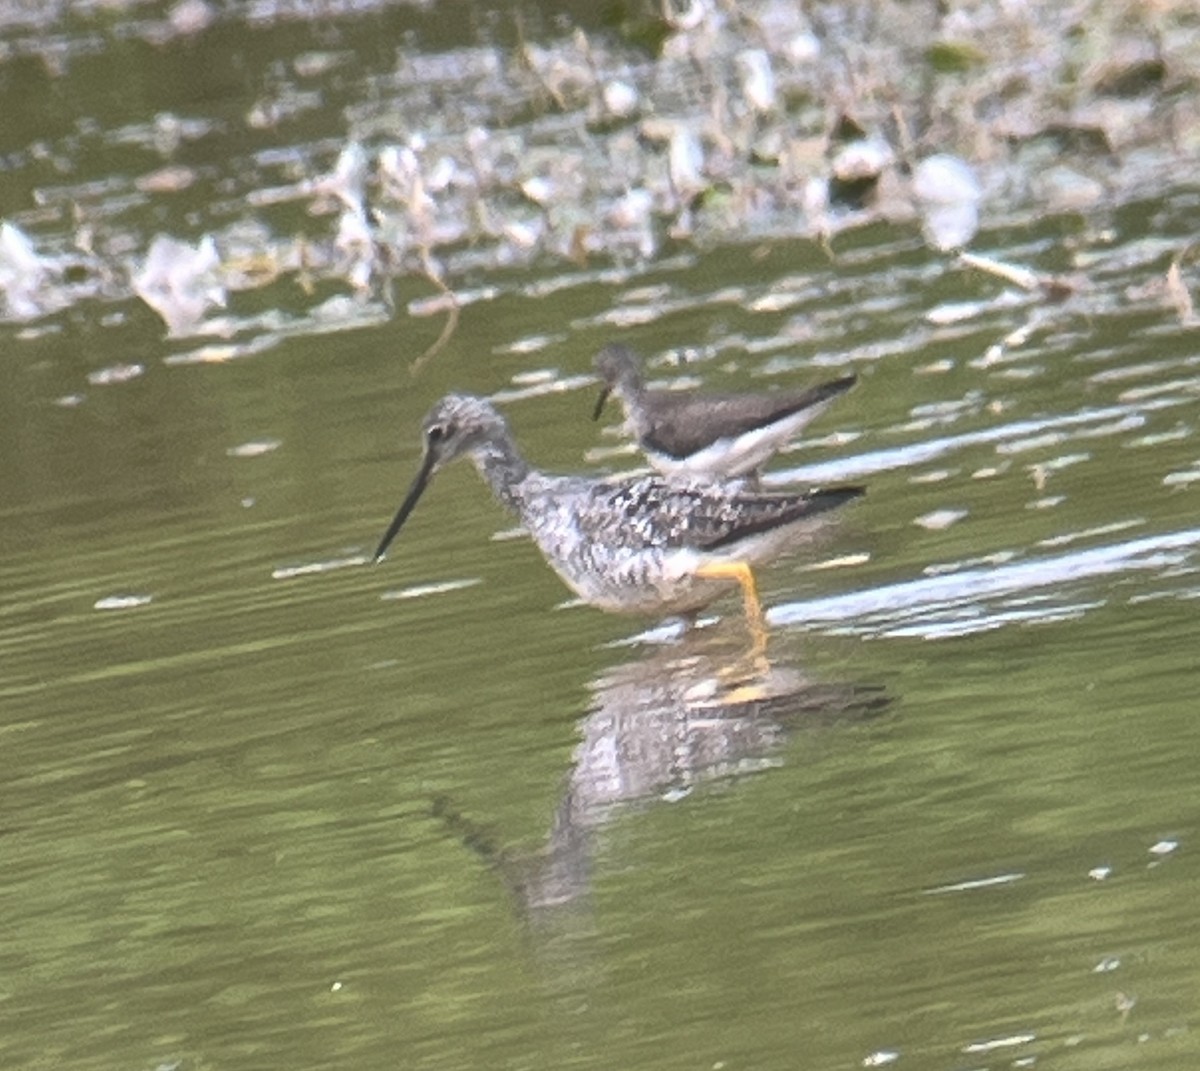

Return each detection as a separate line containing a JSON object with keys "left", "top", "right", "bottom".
{"left": 616, "top": 369, "right": 644, "bottom": 402}
{"left": 470, "top": 437, "right": 532, "bottom": 512}
{"left": 615, "top": 376, "right": 650, "bottom": 434}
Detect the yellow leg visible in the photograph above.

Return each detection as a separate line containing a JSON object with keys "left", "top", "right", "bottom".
{"left": 694, "top": 559, "right": 769, "bottom": 661}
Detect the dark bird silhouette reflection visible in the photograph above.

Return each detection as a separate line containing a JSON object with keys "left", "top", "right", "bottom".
{"left": 432, "top": 629, "right": 888, "bottom": 936}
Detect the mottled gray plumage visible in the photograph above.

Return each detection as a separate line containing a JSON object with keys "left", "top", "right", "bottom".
{"left": 593, "top": 344, "right": 856, "bottom": 480}
{"left": 373, "top": 394, "right": 863, "bottom": 620}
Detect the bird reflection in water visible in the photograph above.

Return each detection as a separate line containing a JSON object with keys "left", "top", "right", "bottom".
{"left": 431, "top": 628, "right": 887, "bottom": 937}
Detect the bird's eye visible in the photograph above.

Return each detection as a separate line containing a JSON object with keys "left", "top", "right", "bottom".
{"left": 427, "top": 422, "right": 449, "bottom": 445}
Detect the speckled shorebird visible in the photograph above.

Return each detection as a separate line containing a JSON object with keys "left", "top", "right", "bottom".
{"left": 592, "top": 344, "right": 856, "bottom": 481}
{"left": 373, "top": 394, "right": 863, "bottom": 655}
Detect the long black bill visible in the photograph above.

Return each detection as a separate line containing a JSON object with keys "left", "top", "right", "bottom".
{"left": 591, "top": 386, "right": 611, "bottom": 421}
{"left": 372, "top": 449, "right": 438, "bottom": 562}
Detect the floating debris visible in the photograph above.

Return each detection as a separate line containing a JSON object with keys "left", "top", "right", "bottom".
{"left": 1116, "top": 993, "right": 1138, "bottom": 1028}
{"left": 334, "top": 204, "right": 375, "bottom": 292}
{"left": 315, "top": 142, "right": 369, "bottom": 214}
{"left": 0, "top": 221, "right": 63, "bottom": 320}
{"left": 1088, "top": 864, "right": 1113, "bottom": 880}
{"left": 133, "top": 233, "right": 226, "bottom": 336}
{"left": 913, "top": 153, "right": 982, "bottom": 251}
{"left": 1033, "top": 164, "right": 1105, "bottom": 211}
{"left": 735, "top": 48, "right": 777, "bottom": 114}
{"left": 666, "top": 122, "right": 706, "bottom": 209}
{"left": 831, "top": 137, "right": 893, "bottom": 184}
{"left": 959, "top": 250, "right": 1043, "bottom": 291}
{"left": 0, "top": 0, "right": 1193, "bottom": 389}
{"left": 600, "top": 79, "right": 639, "bottom": 121}
{"left": 1166, "top": 246, "right": 1199, "bottom": 327}
{"left": 959, "top": 251, "right": 1079, "bottom": 300}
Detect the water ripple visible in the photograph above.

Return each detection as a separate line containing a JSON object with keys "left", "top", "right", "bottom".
{"left": 774, "top": 527, "right": 1200, "bottom": 638}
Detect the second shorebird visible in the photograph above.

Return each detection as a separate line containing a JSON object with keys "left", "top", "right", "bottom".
{"left": 593, "top": 344, "right": 856, "bottom": 481}
{"left": 373, "top": 394, "right": 863, "bottom": 657}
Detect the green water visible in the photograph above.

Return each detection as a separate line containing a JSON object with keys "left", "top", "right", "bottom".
{"left": 2, "top": 5, "right": 1199, "bottom": 1070}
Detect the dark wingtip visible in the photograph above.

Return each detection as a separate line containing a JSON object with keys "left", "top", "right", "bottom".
{"left": 820, "top": 373, "right": 858, "bottom": 399}
{"left": 699, "top": 482, "right": 865, "bottom": 552}
{"left": 809, "top": 484, "right": 866, "bottom": 511}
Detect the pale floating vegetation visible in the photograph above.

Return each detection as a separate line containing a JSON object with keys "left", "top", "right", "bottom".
{"left": 1165, "top": 244, "right": 1200, "bottom": 327}
{"left": 132, "top": 234, "right": 226, "bottom": 337}
{"left": 0, "top": 222, "right": 61, "bottom": 320}
{"left": 0, "top": 0, "right": 1197, "bottom": 367}
{"left": 0, "top": 221, "right": 98, "bottom": 321}
{"left": 912, "top": 154, "right": 982, "bottom": 252}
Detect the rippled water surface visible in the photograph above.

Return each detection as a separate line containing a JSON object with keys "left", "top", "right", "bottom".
{"left": 3, "top": 4, "right": 1199, "bottom": 1070}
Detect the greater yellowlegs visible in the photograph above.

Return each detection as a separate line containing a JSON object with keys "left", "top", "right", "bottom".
{"left": 592, "top": 344, "right": 856, "bottom": 481}
{"left": 373, "top": 394, "right": 863, "bottom": 653}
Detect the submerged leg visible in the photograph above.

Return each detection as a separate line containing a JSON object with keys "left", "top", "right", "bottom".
{"left": 694, "top": 559, "right": 769, "bottom": 662}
